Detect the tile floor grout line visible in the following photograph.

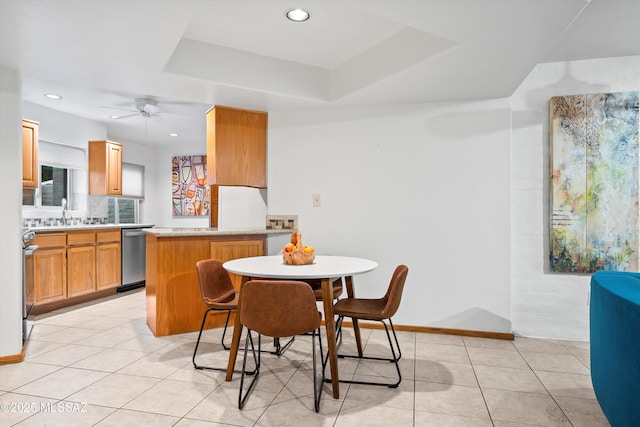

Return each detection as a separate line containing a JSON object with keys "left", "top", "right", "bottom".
{"left": 513, "top": 337, "right": 579, "bottom": 426}
{"left": 463, "top": 337, "right": 496, "bottom": 425}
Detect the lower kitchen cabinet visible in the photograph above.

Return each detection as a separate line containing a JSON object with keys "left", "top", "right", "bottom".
{"left": 96, "top": 231, "right": 121, "bottom": 290}
{"left": 32, "top": 229, "right": 122, "bottom": 312}
{"left": 33, "top": 246, "right": 67, "bottom": 304}
{"left": 67, "top": 245, "right": 96, "bottom": 297}
{"left": 67, "top": 230, "right": 97, "bottom": 297}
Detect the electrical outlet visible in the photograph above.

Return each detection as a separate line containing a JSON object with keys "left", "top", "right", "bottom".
{"left": 313, "top": 193, "right": 321, "bottom": 207}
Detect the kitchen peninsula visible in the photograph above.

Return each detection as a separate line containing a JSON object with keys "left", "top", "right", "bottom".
{"left": 144, "top": 227, "right": 290, "bottom": 336}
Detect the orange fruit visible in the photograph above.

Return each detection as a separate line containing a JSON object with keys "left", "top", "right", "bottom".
{"left": 284, "top": 243, "right": 296, "bottom": 252}
{"left": 303, "top": 246, "right": 314, "bottom": 253}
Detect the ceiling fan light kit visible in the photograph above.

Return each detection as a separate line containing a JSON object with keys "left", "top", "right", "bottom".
{"left": 135, "top": 97, "right": 159, "bottom": 116}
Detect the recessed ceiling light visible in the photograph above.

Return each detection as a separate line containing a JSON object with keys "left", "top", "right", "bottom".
{"left": 286, "top": 8, "right": 310, "bottom": 22}
{"left": 44, "top": 93, "right": 62, "bottom": 100}
{"left": 169, "top": 133, "right": 178, "bottom": 137}
{"left": 109, "top": 115, "right": 120, "bottom": 119}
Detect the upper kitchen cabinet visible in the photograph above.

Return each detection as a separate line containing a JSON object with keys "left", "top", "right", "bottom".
{"left": 88, "top": 140, "right": 122, "bottom": 195}
{"left": 206, "top": 106, "right": 267, "bottom": 188}
{"left": 22, "top": 119, "right": 39, "bottom": 188}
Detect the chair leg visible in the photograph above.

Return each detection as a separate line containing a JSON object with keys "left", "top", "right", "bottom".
{"left": 312, "top": 327, "right": 325, "bottom": 412}
{"left": 221, "top": 310, "right": 232, "bottom": 350}
{"left": 192, "top": 308, "right": 214, "bottom": 370}
{"left": 193, "top": 308, "right": 257, "bottom": 374}
{"left": 239, "top": 331, "right": 261, "bottom": 409}
{"left": 272, "top": 336, "right": 295, "bottom": 356}
{"left": 326, "top": 316, "right": 402, "bottom": 388}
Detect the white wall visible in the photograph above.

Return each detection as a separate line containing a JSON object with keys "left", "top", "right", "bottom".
{"left": 23, "top": 102, "right": 106, "bottom": 149}
{"left": 268, "top": 100, "right": 512, "bottom": 332}
{"left": 510, "top": 56, "right": 640, "bottom": 340}
{"left": 0, "top": 67, "right": 24, "bottom": 357}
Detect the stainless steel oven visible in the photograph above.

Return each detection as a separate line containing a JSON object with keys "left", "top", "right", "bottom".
{"left": 22, "top": 230, "right": 37, "bottom": 342}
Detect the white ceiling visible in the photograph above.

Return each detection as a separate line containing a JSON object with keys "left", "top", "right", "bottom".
{"left": 1, "top": 0, "right": 639, "bottom": 146}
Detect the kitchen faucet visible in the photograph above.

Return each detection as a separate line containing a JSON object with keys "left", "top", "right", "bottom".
{"left": 61, "top": 198, "right": 72, "bottom": 225}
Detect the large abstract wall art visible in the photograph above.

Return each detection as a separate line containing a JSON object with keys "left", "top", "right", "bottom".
{"left": 172, "top": 155, "right": 210, "bottom": 216}
{"left": 550, "top": 91, "right": 639, "bottom": 273}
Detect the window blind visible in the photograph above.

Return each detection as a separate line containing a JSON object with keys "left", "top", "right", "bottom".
{"left": 38, "top": 140, "right": 85, "bottom": 170}
{"left": 122, "top": 162, "right": 145, "bottom": 198}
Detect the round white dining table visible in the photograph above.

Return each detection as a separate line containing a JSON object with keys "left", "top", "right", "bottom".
{"left": 224, "top": 255, "right": 378, "bottom": 280}
{"left": 222, "top": 255, "right": 378, "bottom": 399}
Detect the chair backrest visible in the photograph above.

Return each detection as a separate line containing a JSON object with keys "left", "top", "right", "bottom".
{"left": 195, "top": 259, "right": 236, "bottom": 303}
{"left": 380, "top": 265, "right": 409, "bottom": 319}
{"left": 239, "top": 280, "right": 321, "bottom": 337}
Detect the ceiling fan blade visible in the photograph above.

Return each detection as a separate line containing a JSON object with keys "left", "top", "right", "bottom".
{"left": 99, "top": 105, "right": 138, "bottom": 113}
{"left": 111, "top": 113, "right": 139, "bottom": 119}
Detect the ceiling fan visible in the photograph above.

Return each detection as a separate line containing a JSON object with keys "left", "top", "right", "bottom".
{"left": 100, "top": 97, "right": 186, "bottom": 120}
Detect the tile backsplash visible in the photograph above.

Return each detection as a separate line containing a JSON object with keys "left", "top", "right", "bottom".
{"left": 22, "top": 195, "right": 109, "bottom": 228}
{"left": 22, "top": 215, "right": 109, "bottom": 228}
{"left": 266, "top": 215, "right": 298, "bottom": 230}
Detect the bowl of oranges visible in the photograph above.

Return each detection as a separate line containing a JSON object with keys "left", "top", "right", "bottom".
{"left": 282, "top": 230, "right": 315, "bottom": 265}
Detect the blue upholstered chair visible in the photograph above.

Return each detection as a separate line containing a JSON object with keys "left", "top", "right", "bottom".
{"left": 590, "top": 270, "right": 640, "bottom": 426}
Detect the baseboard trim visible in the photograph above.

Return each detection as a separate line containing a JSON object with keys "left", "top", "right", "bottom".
{"left": 329, "top": 320, "right": 514, "bottom": 341}
{"left": 0, "top": 348, "right": 25, "bottom": 365}
{"left": 31, "top": 288, "right": 117, "bottom": 316}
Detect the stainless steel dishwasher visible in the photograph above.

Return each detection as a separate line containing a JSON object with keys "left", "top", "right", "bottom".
{"left": 119, "top": 227, "right": 150, "bottom": 292}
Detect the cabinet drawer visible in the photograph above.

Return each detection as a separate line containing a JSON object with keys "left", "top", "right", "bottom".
{"left": 97, "top": 230, "right": 121, "bottom": 243}
{"left": 33, "top": 233, "right": 66, "bottom": 248}
{"left": 67, "top": 231, "right": 96, "bottom": 246}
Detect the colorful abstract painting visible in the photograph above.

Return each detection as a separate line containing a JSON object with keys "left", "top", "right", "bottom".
{"left": 550, "top": 92, "right": 639, "bottom": 272}
{"left": 172, "top": 155, "right": 210, "bottom": 216}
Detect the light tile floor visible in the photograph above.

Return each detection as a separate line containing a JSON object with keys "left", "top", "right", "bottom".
{"left": 1, "top": 290, "right": 609, "bottom": 426}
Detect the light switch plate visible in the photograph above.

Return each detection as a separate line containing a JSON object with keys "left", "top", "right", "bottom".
{"left": 313, "top": 193, "right": 321, "bottom": 207}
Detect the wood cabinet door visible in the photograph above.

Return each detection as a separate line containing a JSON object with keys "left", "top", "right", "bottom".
{"left": 34, "top": 247, "right": 67, "bottom": 304}
{"left": 106, "top": 142, "right": 122, "bottom": 195}
{"left": 22, "top": 119, "right": 39, "bottom": 188}
{"left": 89, "top": 140, "right": 122, "bottom": 195}
{"left": 67, "top": 245, "right": 96, "bottom": 297}
{"left": 209, "top": 239, "right": 264, "bottom": 289}
{"left": 96, "top": 242, "right": 121, "bottom": 289}
{"left": 206, "top": 106, "right": 267, "bottom": 188}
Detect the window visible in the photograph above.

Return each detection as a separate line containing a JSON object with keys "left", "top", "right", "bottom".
{"left": 22, "top": 141, "right": 85, "bottom": 208}
{"left": 40, "top": 165, "right": 68, "bottom": 206}
{"left": 22, "top": 164, "right": 73, "bottom": 207}
{"left": 22, "top": 188, "right": 35, "bottom": 206}
{"left": 107, "top": 162, "right": 145, "bottom": 223}
{"left": 108, "top": 198, "right": 143, "bottom": 224}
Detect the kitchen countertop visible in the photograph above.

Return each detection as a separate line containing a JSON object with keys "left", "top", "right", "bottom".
{"left": 145, "top": 227, "right": 292, "bottom": 237}
{"left": 29, "top": 224, "right": 155, "bottom": 232}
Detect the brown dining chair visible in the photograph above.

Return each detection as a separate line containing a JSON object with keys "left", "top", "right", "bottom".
{"left": 307, "top": 277, "right": 344, "bottom": 343}
{"left": 307, "top": 277, "right": 344, "bottom": 301}
{"left": 238, "top": 280, "right": 324, "bottom": 412}
{"left": 329, "top": 264, "right": 409, "bottom": 388}
{"left": 250, "top": 277, "right": 342, "bottom": 355}
{"left": 192, "top": 259, "right": 256, "bottom": 372}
